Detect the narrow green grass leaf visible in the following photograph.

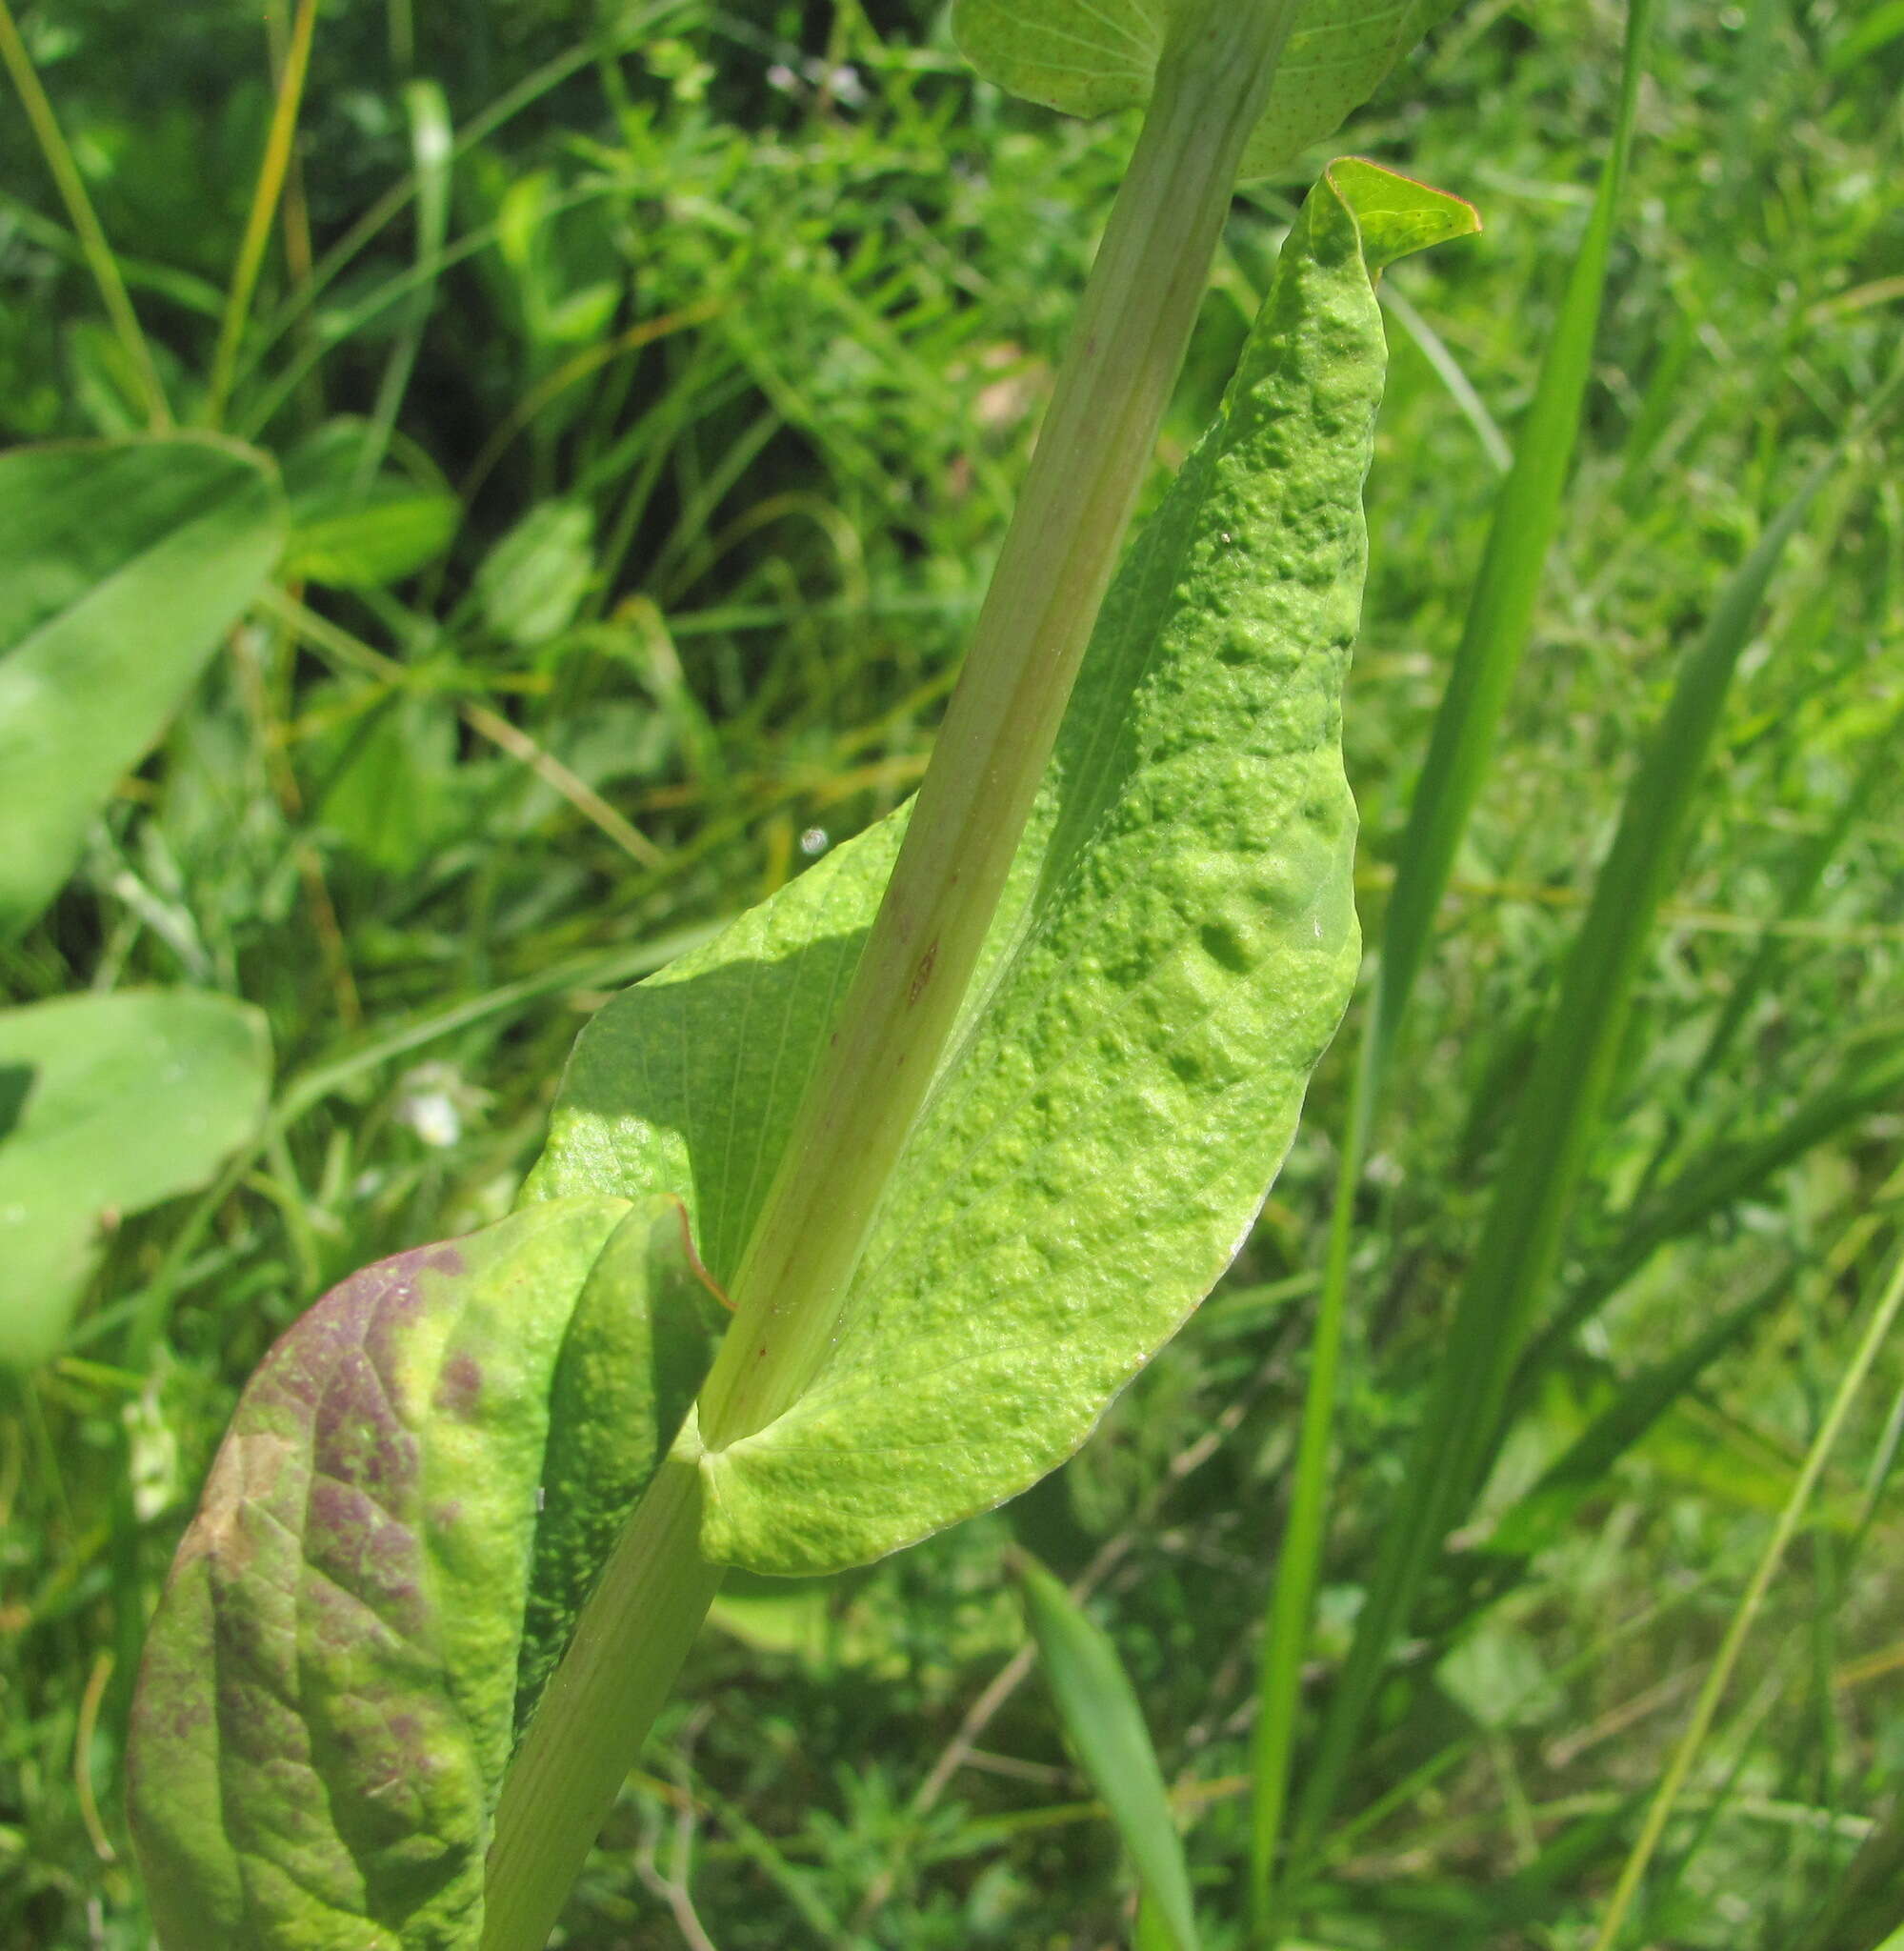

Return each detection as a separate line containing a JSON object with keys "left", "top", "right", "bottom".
{"left": 1378, "top": 281, "right": 1512, "bottom": 473}
{"left": 1630, "top": 698, "right": 1904, "bottom": 1204}
{"left": 1366, "top": 0, "right": 1658, "bottom": 1086}
{"left": 1828, "top": 0, "right": 1904, "bottom": 70}
{"left": 127, "top": 1197, "right": 719, "bottom": 1951}
{"left": 0, "top": 992, "right": 271, "bottom": 1368}
{"left": 0, "top": 436, "right": 287, "bottom": 935}
{"left": 1794, "top": 1797, "right": 1904, "bottom": 1951}
{"left": 1137, "top": 1893, "right": 1180, "bottom": 1951}
{"left": 355, "top": 79, "right": 454, "bottom": 484}
{"left": 0, "top": 0, "right": 170, "bottom": 424}
{"left": 205, "top": 0, "right": 318, "bottom": 427}
{"left": 1020, "top": 1555, "right": 1200, "bottom": 1951}
{"left": 1252, "top": 0, "right": 1655, "bottom": 1921}
{"left": 230, "top": 2, "right": 697, "bottom": 411}
{"left": 1294, "top": 413, "right": 1866, "bottom": 1865}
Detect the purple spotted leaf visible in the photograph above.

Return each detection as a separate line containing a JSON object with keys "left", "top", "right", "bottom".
{"left": 128, "top": 1196, "right": 718, "bottom": 1951}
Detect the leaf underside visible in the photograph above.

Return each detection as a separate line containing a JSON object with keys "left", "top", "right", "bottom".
{"left": 127, "top": 1197, "right": 716, "bottom": 1950}
{"left": 950, "top": 0, "right": 1466, "bottom": 181}
{"left": 531, "top": 161, "right": 1475, "bottom": 1576}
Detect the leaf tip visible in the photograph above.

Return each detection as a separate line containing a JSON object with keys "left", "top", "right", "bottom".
{"left": 1324, "top": 155, "right": 1482, "bottom": 272}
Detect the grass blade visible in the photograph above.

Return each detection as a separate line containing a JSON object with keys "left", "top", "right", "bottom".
{"left": 1589, "top": 1245, "right": 1904, "bottom": 1949}
{"left": 206, "top": 0, "right": 321, "bottom": 427}
{"left": 356, "top": 79, "right": 454, "bottom": 485}
{"left": 1293, "top": 392, "right": 1882, "bottom": 1873}
{"left": 1794, "top": 1797, "right": 1904, "bottom": 1951}
{"left": 1366, "top": 0, "right": 1660, "bottom": 1087}
{"left": 1827, "top": 0, "right": 1904, "bottom": 70}
{"left": 1379, "top": 280, "right": 1512, "bottom": 475}
{"left": 1249, "top": 0, "right": 1658, "bottom": 1926}
{"left": 1482, "top": 1259, "right": 1796, "bottom": 1564}
{"left": 229, "top": 0, "right": 695, "bottom": 408}
{"left": 1019, "top": 1555, "right": 1200, "bottom": 1951}
{"left": 1461, "top": 1147, "right": 1904, "bottom": 1640}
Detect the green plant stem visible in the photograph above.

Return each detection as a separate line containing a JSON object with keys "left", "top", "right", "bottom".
{"left": 0, "top": 0, "right": 170, "bottom": 427}
{"left": 481, "top": 12, "right": 1296, "bottom": 1941}
{"left": 1588, "top": 1245, "right": 1904, "bottom": 1950}
{"left": 696, "top": 0, "right": 1297, "bottom": 1451}
{"left": 206, "top": 0, "right": 320, "bottom": 427}
{"left": 480, "top": 1457, "right": 722, "bottom": 1951}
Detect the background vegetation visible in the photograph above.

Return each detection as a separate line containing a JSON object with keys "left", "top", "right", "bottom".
{"left": 4, "top": 0, "right": 1902, "bottom": 1945}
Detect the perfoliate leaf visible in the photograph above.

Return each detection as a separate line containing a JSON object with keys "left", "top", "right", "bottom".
{"left": 531, "top": 161, "right": 1473, "bottom": 1575}
{"left": 952, "top": 0, "right": 1465, "bottom": 181}
{"left": 128, "top": 1197, "right": 717, "bottom": 1951}
{"left": 0, "top": 990, "right": 271, "bottom": 1368}
{"left": 0, "top": 436, "right": 286, "bottom": 936}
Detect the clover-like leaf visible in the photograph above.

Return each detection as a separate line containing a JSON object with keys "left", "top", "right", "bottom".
{"left": 0, "top": 989, "right": 271, "bottom": 1369}
{"left": 128, "top": 1196, "right": 719, "bottom": 1950}
{"left": 531, "top": 161, "right": 1477, "bottom": 1575}
{"left": 952, "top": 0, "right": 1464, "bottom": 181}
{"left": 279, "top": 419, "right": 460, "bottom": 590}
{"left": 0, "top": 436, "right": 286, "bottom": 936}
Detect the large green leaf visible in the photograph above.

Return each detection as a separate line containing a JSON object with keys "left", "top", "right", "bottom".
{"left": 0, "top": 436, "right": 286, "bottom": 936}
{"left": 0, "top": 990, "right": 271, "bottom": 1369}
{"left": 952, "top": 0, "right": 1464, "bottom": 181}
{"left": 530, "top": 161, "right": 1476, "bottom": 1574}
{"left": 127, "top": 1197, "right": 718, "bottom": 1951}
